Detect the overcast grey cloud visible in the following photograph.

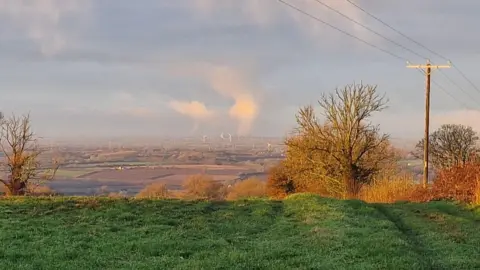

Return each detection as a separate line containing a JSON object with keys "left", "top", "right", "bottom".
{"left": 1, "top": 0, "right": 480, "bottom": 140}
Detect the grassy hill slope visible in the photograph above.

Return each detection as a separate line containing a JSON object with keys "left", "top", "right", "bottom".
{"left": 0, "top": 194, "right": 479, "bottom": 269}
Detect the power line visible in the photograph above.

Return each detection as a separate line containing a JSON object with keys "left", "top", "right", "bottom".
{"left": 431, "top": 80, "right": 472, "bottom": 110}
{"left": 278, "top": 0, "right": 472, "bottom": 113}
{"left": 276, "top": 0, "right": 407, "bottom": 61}
{"left": 316, "top": 0, "right": 479, "bottom": 108}
{"left": 437, "top": 69, "right": 480, "bottom": 107}
{"left": 415, "top": 69, "right": 471, "bottom": 109}
{"left": 450, "top": 62, "right": 480, "bottom": 96}
{"left": 344, "top": 0, "right": 449, "bottom": 62}
{"left": 312, "top": 0, "right": 427, "bottom": 60}
{"left": 279, "top": 0, "right": 473, "bottom": 186}
{"left": 344, "top": 0, "right": 480, "bottom": 104}
{"left": 278, "top": 0, "right": 469, "bottom": 109}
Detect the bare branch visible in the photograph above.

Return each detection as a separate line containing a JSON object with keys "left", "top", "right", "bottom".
{"left": 0, "top": 113, "right": 55, "bottom": 195}
{"left": 414, "top": 124, "right": 479, "bottom": 169}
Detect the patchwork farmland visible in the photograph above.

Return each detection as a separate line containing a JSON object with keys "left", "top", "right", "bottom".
{"left": 50, "top": 165, "right": 268, "bottom": 196}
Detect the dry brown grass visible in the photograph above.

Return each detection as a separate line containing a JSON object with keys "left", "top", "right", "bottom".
{"left": 27, "top": 185, "right": 57, "bottom": 196}
{"left": 473, "top": 178, "right": 480, "bottom": 206}
{"left": 182, "top": 174, "right": 225, "bottom": 200}
{"left": 359, "top": 174, "right": 417, "bottom": 203}
{"left": 136, "top": 182, "right": 170, "bottom": 199}
{"left": 168, "top": 190, "right": 188, "bottom": 199}
{"left": 226, "top": 178, "right": 266, "bottom": 200}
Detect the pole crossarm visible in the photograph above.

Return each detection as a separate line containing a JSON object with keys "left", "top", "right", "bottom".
{"left": 407, "top": 65, "right": 451, "bottom": 69}
{"left": 406, "top": 60, "right": 451, "bottom": 69}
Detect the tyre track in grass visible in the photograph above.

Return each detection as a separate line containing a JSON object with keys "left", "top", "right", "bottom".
{"left": 372, "top": 204, "right": 439, "bottom": 270}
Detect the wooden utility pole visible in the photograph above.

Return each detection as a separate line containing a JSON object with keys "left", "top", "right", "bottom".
{"left": 407, "top": 60, "right": 451, "bottom": 188}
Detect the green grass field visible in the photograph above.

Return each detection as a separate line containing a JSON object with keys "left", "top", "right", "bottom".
{"left": 0, "top": 194, "right": 479, "bottom": 269}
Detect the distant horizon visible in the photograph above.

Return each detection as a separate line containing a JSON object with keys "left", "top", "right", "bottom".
{"left": 36, "top": 134, "right": 419, "bottom": 150}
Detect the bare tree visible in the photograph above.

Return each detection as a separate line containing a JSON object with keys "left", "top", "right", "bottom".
{"left": 414, "top": 124, "right": 479, "bottom": 169}
{"left": 0, "top": 113, "right": 59, "bottom": 196}
{"left": 287, "top": 83, "right": 396, "bottom": 198}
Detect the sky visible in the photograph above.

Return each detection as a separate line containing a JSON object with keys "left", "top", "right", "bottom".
{"left": 1, "top": 0, "right": 480, "bottom": 141}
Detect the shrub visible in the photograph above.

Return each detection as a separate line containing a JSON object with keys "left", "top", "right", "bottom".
{"left": 168, "top": 190, "right": 187, "bottom": 199}
{"left": 473, "top": 178, "right": 480, "bottom": 206}
{"left": 226, "top": 178, "right": 266, "bottom": 200}
{"left": 427, "top": 163, "right": 480, "bottom": 204}
{"left": 266, "top": 163, "right": 295, "bottom": 199}
{"left": 359, "top": 174, "right": 417, "bottom": 203}
{"left": 183, "top": 174, "right": 224, "bottom": 200}
{"left": 136, "top": 182, "right": 170, "bottom": 199}
{"left": 26, "top": 185, "right": 57, "bottom": 196}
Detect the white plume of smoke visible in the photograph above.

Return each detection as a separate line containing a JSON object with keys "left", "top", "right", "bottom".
{"left": 168, "top": 100, "right": 215, "bottom": 120}
{"left": 168, "top": 63, "right": 260, "bottom": 135}
{"left": 168, "top": 100, "right": 216, "bottom": 134}
{"left": 205, "top": 66, "right": 259, "bottom": 136}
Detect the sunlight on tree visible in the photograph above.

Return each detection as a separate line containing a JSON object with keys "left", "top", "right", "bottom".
{"left": 284, "top": 83, "right": 398, "bottom": 198}
{"left": 414, "top": 124, "right": 479, "bottom": 169}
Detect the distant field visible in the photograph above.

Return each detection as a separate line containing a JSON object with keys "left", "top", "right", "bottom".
{"left": 49, "top": 164, "right": 265, "bottom": 195}
{"left": 85, "top": 168, "right": 173, "bottom": 181}
{"left": 162, "top": 164, "right": 257, "bottom": 170}
{"left": 95, "top": 151, "right": 137, "bottom": 158}
{"left": 0, "top": 195, "right": 478, "bottom": 269}
{"left": 154, "top": 174, "right": 238, "bottom": 189}
{"left": 79, "top": 165, "right": 256, "bottom": 182}
{"left": 70, "top": 161, "right": 162, "bottom": 167}
{"left": 54, "top": 169, "right": 100, "bottom": 179}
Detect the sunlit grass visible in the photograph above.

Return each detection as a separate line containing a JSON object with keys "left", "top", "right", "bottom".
{"left": 0, "top": 195, "right": 478, "bottom": 269}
